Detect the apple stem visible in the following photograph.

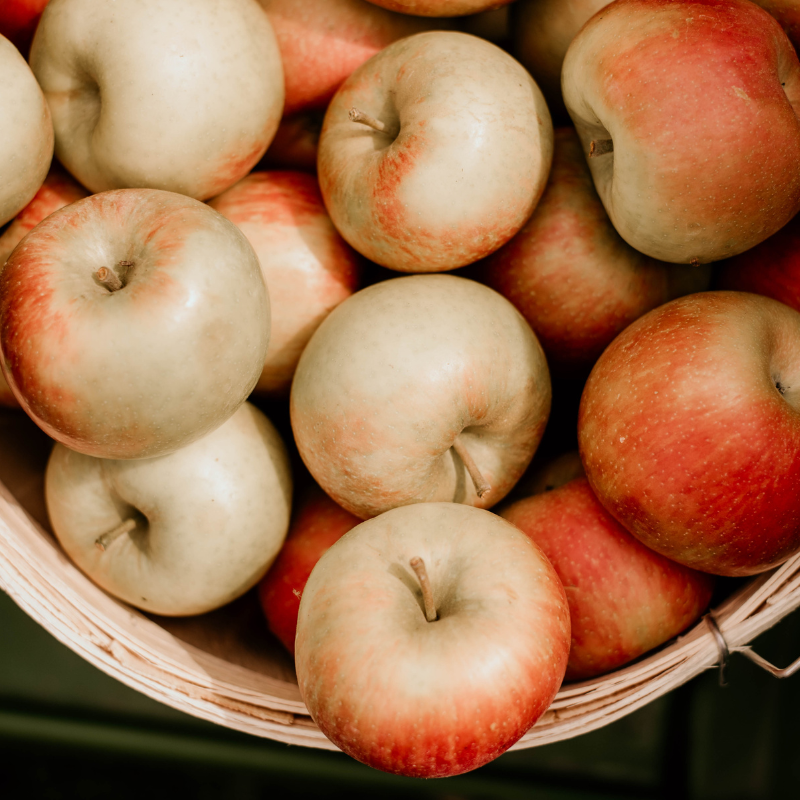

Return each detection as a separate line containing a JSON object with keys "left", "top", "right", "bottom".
{"left": 452, "top": 438, "right": 490, "bottom": 499}
{"left": 589, "top": 138, "right": 614, "bottom": 158}
{"left": 96, "top": 266, "right": 123, "bottom": 292}
{"left": 409, "top": 557, "right": 438, "bottom": 622}
{"left": 95, "top": 518, "right": 137, "bottom": 552}
{"left": 349, "top": 107, "right": 395, "bottom": 136}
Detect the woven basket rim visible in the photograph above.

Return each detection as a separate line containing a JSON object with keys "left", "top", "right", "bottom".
{"left": 2, "top": 456, "right": 800, "bottom": 752}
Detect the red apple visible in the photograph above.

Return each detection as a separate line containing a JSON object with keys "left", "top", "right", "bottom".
{"left": 0, "top": 0, "right": 49, "bottom": 56}
{"left": 0, "top": 189, "right": 270, "bottom": 459}
{"left": 318, "top": 31, "right": 553, "bottom": 272}
{"left": 0, "top": 165, "right": 88, "bottom": 266}
{"left": 500, "top": 477, "right": 714, "bottom": 680}
{"left": 715, "top": 213, "right": 800, "bottom": 311}
{"left": 753, "top": 1, "right": 800, "bottom": 50}
{"left": 258, "top": 484, "right": 360, "bottom": 654}
{"left": 209, "top": 171, "right": 362, "bottom": 395}
{"left": 562, "top": 0, "right": 800, "bottom": 264}
{"left": 295, "top": 502, "right": 570, "bottom": 777}
{"left": 579, "top": 291, "right": 800, "bottom": 576}
{"left": 259, "top": 0, "right": 444, "bottom": 116}
{"left": 475, "top": 127, "right": 710, "bottom": 377}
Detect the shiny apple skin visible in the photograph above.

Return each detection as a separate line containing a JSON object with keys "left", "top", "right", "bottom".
{"left": 260, "top": 0, "right": 442, "bottom": 116}
{"left": 562, "top": 0, "right": 800, "bottom": 264}
{"left": 296, "top": 502, "right": 570, "bottom": 778}
{"left": 476, "top": 127, "right": 710, "bottom": 377}
{"left": 29, "top": 0, "right": 284, "bottom": 201}
{"left": 318, "top": 30, "right": 553, "bottom": 272}
{"left": 258, "top": 484, "right": 360, "bottom": 653}
{"left": 209, "top": 171, "right": 362, "bottom": 395}
{"left": 579, "top": 291, "right": 800, "bottom": 576}
{"left": 46, "top": 402, "right": 293, "bottom": 616}
{"left": 501, "top": 478, "right": 714, "bottom": 680}
{"left": 0, "top": 34, "right": 53, "bottom": 228}
{"left": 0, "top": 189, "right": 270, "bottom": 459}
{"left": 291, "top": 274, "right": 551, "bottom": 519}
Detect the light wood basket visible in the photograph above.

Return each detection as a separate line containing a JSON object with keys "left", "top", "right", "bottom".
{"left": 1, "top": 409, "right": 799, "bottom": 752}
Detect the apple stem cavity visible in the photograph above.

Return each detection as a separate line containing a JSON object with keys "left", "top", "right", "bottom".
{"left": 589, "top": 138, "right": 614, "bottom": 158}
{"left": 409, "top": 556, "right": 438, "bottom": 622}
{"left": 95, "top": 518, "right": 137, "bottom": 552}
{"left": 96, "top": 266, "right": 124, "bottom": 292}
{"left": 452, "top": 438, "right": 491, "bottom": 499}
{"left": 348, "top": 107, "right": 397, "bottom": 137}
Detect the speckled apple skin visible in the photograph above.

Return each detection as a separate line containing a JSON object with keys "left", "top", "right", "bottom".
{"left": 477, "top": 128, "right": 710, "bottom": 377}
{"left": 290, "top": 274, "right": 552, "bottom": 519}
{"left": 46, "top": 403, "right": 293, "bottom": 616}
{"left": 258, "top": 484, "right": 361, "bottom": 654}
{"left": 501, "top": 478, "right": 714, "bottom": 680}
{"left": 30, "top": 0, "right": 284, "bottom": 200}
{"left": 209, "top": 171, "right": 362, "bottom": 395}
{"left": 296, "top": 502, "right": 570, "bottom": 778}
{"left": 0, "top": 35, "right": 53, "bottom": 227}
{"left": 0, "top": 189, "right": 270, "bottom": 459}
{"left": 562, "top": 0, "right": 800, "bottom": 264}
{"left": 318, "top": 31, "right": 553, "bottom": 272}
{"left": 579, "top": 291, "right": 800, "bottom": 576}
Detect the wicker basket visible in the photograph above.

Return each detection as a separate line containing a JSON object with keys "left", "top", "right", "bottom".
{"left": 1, "top": 408, "right": 799, "bottom": 752}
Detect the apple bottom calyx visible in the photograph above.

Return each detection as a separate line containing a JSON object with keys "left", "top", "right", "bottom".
{"left": 409, "top": 556, "right": 438, "bottom": 622}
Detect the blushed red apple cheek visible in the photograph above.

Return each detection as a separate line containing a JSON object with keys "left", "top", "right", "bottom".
{"left": 205, "top": 139, "right": 268, "bottom": 200}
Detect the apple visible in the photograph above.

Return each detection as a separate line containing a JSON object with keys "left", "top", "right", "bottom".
{"left": 296, "top": 501, "right": 570, "bottom": 777}
{"left": 29, "top": 0, "right": 284, "bottom": 200}
{"left": 715, "top": 213, "right": 800, "bottom": 311}
{"left": 259, "top": 0, "right": 445, "bottom": 116}
{"left": 474, "top": 127, "right": 711, "bottom": 377}
{"left": 500, "top": 477, "right": 715, "bottom": 680}
{"left": 208, "top": 171, "right": 362, "bottom": 395}
{"left": 0, "top": 0, "right": 49, "bottom": 56}
{"left": 0, "top": 34, "right": 53, "bottom": 228}
{"left": 261, "top": 112, "right": 323, "bottom": 172}
{"left": 0, "top": 164, "right": 88, "bottom": 266}
{"left": 579, "top": 290, "right": 800, "bottom": 577}
{"left": 562, "top": 0, "right": 800, "bottom": 264}
{"left": 258, "top": 484, "right": 360, "bottom": 654}
{"left": 363, "top": 0, "right": 513, "bottom": 17}
{"left": 46, "top": 402, "right": 292, "bottom": 616}
{"left": 753, "top": 1, "right": 800, "bottom": 50}
{"left": 512, "top": 0, "right": 610, "bottom": 121}
{"left": 0, "top": 188, "right": 270, "bottom": 460}
{"left": 291, "top": 274, "right": 552, "bottom": 519}
{"left": 318, "top": 30, "right": 553, "bottom": 272}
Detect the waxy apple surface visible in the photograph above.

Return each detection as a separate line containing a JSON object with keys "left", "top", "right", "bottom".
{"left": 501, "top": 478, "right": 714, "bottom": 680}
{"left": 562, "top": 0, "right": 800, "bottom": 263}
{"left": 30, "top": 0, "right": 284, "bottom": 200}
{"left": 46, "top": 403, "right": 293, "bottom": 616}
{"left": 579, "top": 291, "right": 800, "bottom": 576}
{"left": 476, "top": 127, "right": 711, "bottom": 377}
{"left": 258, "top": 484, "right": 360, "bottom": 654}
{"left": 0, "top": 189, "right": 270, "bottom": 459}
{"left": 209, "top": 171, "right": 362, "bottom": 395}
{"left": 0, "top": 34, "right": 53, "bottom": 228}
{"left": 318, "top": 31, "right": 553, "bottom": 272}
{"left": 296, "top": 502, "right": 570, "bottom": 777}
{"left": 291, "top": 274, "right": 551, "bottom": 519}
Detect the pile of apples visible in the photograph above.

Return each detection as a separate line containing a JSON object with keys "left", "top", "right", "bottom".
{"left": 3, "top": 0, "right": 800, "bottom": 781}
